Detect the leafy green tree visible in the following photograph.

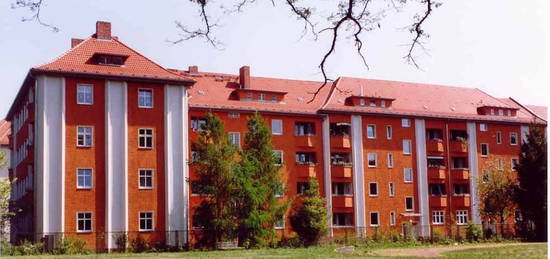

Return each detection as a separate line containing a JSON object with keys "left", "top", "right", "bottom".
{"left": 0, "top": 151, "right": 13, "bottom": 239}
{"left": 289, "top": 177, "right": 327, "bottom": 246}
{"left": 516, "top": 125, "right": 547, "bottom": 241}
{"left": 234, "top": 113, "right": 287, "bottom": 248}
{"left": 192, "top": 112, "right": 238, "bottom": 247}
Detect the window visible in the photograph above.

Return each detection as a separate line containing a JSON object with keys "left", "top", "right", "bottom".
{"left": 366, "top": 125, "right": 376, "bottom": 139}
{"left": 401, "top": 119, "right": 410, "bottom": 127}
{"left": 77, "top": 169, "right": 92, "bottom": 189}
{"left": 273, "top": 150, "right": 283, "bottom": 165}
{"left": 390, "top": 211, "right": 396, "bottom": 226}
{"left": 389, "top": 183, "right": 395, "bottom": 197}
{"left": 138, "top": 89, "right": 153, "bottom": 108}
{"left": 139, "top": 212, "right": 153, "bottom": 231}
{"left": 274, "top": 184, "right": 284, "bottom": 198}
{"left": 77, "top": 212, "right": 92, "bottom": 232}
{"left": 296, "top": 152, "right": 316, "bottom": 165}
{"left": 480, "top": 143, "right": 489, "bottom": 157}
{"left": 332, "top": 182, "right": 352, "bottom": 196}
{"left": 359, "top": 99, "right": 365, "bottom": 106}
{"left": 498, "top": 109, "right": 504, "bottom": 116}
{"left": 228, "top": 113, "right": 240, "bottom": 118}
{"left": 496, "top": 131, "right": 502, "bottom": 144}
{"left": 482, "top": 169, "right": 489, "bottom": 183}
{"left": 451, "top": 130, "right": 468, "bottom": 142}
{"left": 190, "top": 150, "right": 199, "bottom": 163}
{"left": 432, "top": 211, "right": 444, "bottom": 224}
{"left": 427, "top": 129, "right": 443, "bottom": 141}
{"left": 333, "top": 213, "right": 352, "bottom": 226}
{"left": 370, "top": 212, "right": 379, "bottom": 226}
{"left": 259, "top": 93, "right": 266, "bottom": 101}
{"left": 387, "top": 153, "right": 394, "bottom": 168}
{"left": 271, "top": 120, "right": 283, "bottom": 135}
{"left": 139, "top": 169, "right": 153, "bottom": 189}
{"left": 510, "top": 132, "right": 518, "bottom": 145}
{"left": 369, "top": 100, "right": 376, "bottom": 107}
{"left": 381, "top": 100, "right": 386, "bottom": 107}
{"left": 404, "top": 168, "right": 413, "bottom": 183}
{"left": 275, "top": 215, "right": 284, "bottom": 229}
{"left": 330, "top": 123, "right": 351, "bottom": 136}
{"left": 429, "top": 184, "right": 446, "bottom": 196}
{"left": 295, "top": 122, "right": 315, "bottom": 136}
{"left": 453, "top": 184, "right": 470, "bottom": 196}
{"left": 190, "top": 117, "right": 207, "bottom": 131}
{"left": 490, "top": 109, "right": 495, "bottom": 115}
{"left": 331, "top": 153, "right": 352, "bottom": 166}
{"left": 427, "top": 157, "right": 445, "bottom": 168}
{"left": 367, "top": 153, "right": 377, "bottom": 167}
{"left": 77, "top": 126, "right": 92, "bottom": 147}
{"left": 94, "top": 54, "right": 126, "bottom": 66}
{"left": 369, "top": 182, "right": 378, "bottom": 196}
{"left": 511, "top": 158, "right": 519, "bottom": 171}
{"left": 271, "top": 95, "right": 277, "bottom": 102}
{"left": 479, "top": 123, "right": 488, "bottom": 132}
{"left": 514, "top": 210, "right": 523, "bottom": 223}
{"left": 228, "top": 132, "right": 240, "bottom": 147}
{"left": 498, "top": 158, "right": 504, "bottom": 170}
{"left": 247, "top": 92, "right": 253, "bottom": 100}
{"left": 297, "top": 182, "right": 309, "bottom": 195}
{"left": 403, "top": 140, "right": 412, "bottom": 154}
{"left": 386, "top": 125, "right": 392, "bottom": 139}
{"left": 77, "top": 84, "right": 93, "bottom": 105}
{"left": 405, "top": 197, "right": 414, "bottom": 211}
{"left": 456, "top": 210, "right": 468, "bottom": 225}
{"left": 452, "top": 157, "right": 467, "bottom": 169}
{"left": 138, "top": 129, "right": 153, "bottom": 149}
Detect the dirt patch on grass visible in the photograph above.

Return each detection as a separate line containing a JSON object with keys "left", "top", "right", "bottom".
{"left": 372, "top": 242, "right": 540, "bottom": 258}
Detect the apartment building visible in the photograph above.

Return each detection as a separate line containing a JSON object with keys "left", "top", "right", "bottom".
{"left": 5, "top": 21, "right": 547, "bottom": 250}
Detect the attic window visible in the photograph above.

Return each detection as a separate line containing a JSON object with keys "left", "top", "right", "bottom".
{"left": 93, "top": 53, "right": 128, "bottom": 66}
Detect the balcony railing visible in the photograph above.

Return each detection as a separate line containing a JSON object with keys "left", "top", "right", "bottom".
{"left": 333, "top": 196, "right": 353, "bottom": 208}
{"left": 452, "top": 195, "right": 471, "bottom": 207}
{"left": 332, "top": 165, "right": 352, "bottom": 178}
{"left": 429, "top": 196, "right": 448, "bottom": 207}
{"left": 428, "top": 167, "right": 446, "bottom": 180}
{"left": 450, "top": 141, "right": 468, "bottom": 153}
{"left": 296, "top": 135, "right": 317, "bottom": 147}
{"left": 296, "top": 163, "right": 316, "bottom": 177}
{"left": 426, "top": 140, "right": 444, "bottom": 153}
{"left": 451, "top": 168, "right": 469, "bottom": 180}
{"left": 330, "top": 135, "right": 351, "bottom": 149}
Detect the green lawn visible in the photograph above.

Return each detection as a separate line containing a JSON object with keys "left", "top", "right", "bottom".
{"left": 3, "top": 243, "right": 547, "bottom": 258}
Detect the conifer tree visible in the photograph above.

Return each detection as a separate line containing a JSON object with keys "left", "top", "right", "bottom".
{"left": 234, "top": 112, "right": 287, "bottom": 248}
{"left": 192, "top": 112, "right": 238, "bottom": 247}
{"left": 516, "top": 125, "right": 547, "bottom": 241}
{"left": 290, "top": 177, "right": 327, "bottom": 246}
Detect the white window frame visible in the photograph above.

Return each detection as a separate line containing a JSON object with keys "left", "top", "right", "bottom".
{"left": 77, "top": 84, "right": 93, "bottom": 105}
{"left": 511, "top": 158, "right": 519, "bottom": 171}
{"left": 273, "top": 150, "right": 283, "bottom": 165}
{"left": 404, "top": 168, "right": 413, "bottom": 183}
{"left": 366, "top": 124, "right": 376, "bottom": 139}
{"left": 247, "top": 92, "right": 253, "bottom": 100}
{"left": 498, "top": 109, "right": 504, "bottom": 116}
{"left": 480, "top": 143, "right": 489, "bottom": 157}
{"left": 359, "top": 99, "right": 365, "bottom": 106}
{"left": 403, "top": 139, "right": 412, "bottom": 155}
{"left": 76, "top": 212, "right": 92, "bottom": 233}
{"left": 389, "top": 182, "right": 395, "bottom": 197}
{"left": 510, "top": 132, "right": 518, "bottom": 145}
{"left": 369, "top": 182, "right": 378, "bottom": 197}
{"left": 259, "top": 93, "right": 266, "bottom": 101}
{"left": 138, "top": 128, "right": 154, "bottom": 149}
{"left": 138, "top": 169, "right": 154, "bottom": 189}
{"left": 432, "top": 211, "right": 445, "bottom": 225}
{"left": 479, "top": 123, "right": 488, "bottom": 132}
{"left": 138, "top": 88, "right": 154, "bottom": 108}
{"left": 275, "top": 215, "right": 285, "bottom": 229}
{"left": 498, "top": 158, "right": 504, "bottom": 170}
{"left": 367, "top": 153, "right": 377, "bottom": 168}
{"left": 390, "top": 211, "right": 396, "bottom": 226}
{"left": 386, "top": 125, "right": 392, "bottom": 140}
{"left": 496, "top": 131, "right": 502, "bottom": 144}
{"left": 405, "top": 196, "right": 414, "bottom": 211}
{"left": 77, "top": 168, "right": 92, "bottom": 189}
{"left": 401, "top": 118, "right": 410, "bottom": 127}
{"left": 139, "top": 211, "right": 154, "bottom": 232}
{"left": 370, "top": 211, "right": 380, "bottom": 227}
{"left": 381, "top": 100, "right": 386, "bottom": 107}
{"left": 228, "top": 112, "right": 240, "bottom": 118}
{"left": 271, "top": 119, "right": 283, "bottom": 135}
{"left": 387, "top": 153, "right": 394, "bottom": 168}
{"left": 228, "top": 132, "right": 241, "bottom": 147}
{"left": 76, "top": 126, "right": 93, "bottom": 147}
{"left": 456, "top": 210, "right": 468, "bottom": 225}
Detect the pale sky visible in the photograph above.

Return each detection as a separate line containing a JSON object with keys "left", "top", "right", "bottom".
{"left": 0, "top": 0, "right": 548, "bottom": 118}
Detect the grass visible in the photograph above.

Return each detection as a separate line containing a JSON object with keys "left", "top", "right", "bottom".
{"left": 2, "top": 243, "right": 547, "bottom": 258}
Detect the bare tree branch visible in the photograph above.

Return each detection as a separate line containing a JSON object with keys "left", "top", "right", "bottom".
{"left": 11, "top": 0, "right": 58, "bottom": 32}
{"left": 171, "top": 0, "right": 221, "bottom": 48}
{"left": 404, "top": 0, "right": 435, "bottom": 69}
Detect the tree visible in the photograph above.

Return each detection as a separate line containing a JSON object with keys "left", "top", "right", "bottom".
{"left": 289, "top": 177, "right": 327, "bottom": 246}
{"left": 515, "top": 125, "right": 547, "bottom": 241}
{"left": 0, "top": 151, "right": 13, "bottom": 239}
{"left": 477, "top": 164, "right": 518, "bottom": 237}
{"left": 234, "top": 113, "right": 288, "bottom": 248}
{"left": 191, "top": 112, "right": 238, "bottom": 247}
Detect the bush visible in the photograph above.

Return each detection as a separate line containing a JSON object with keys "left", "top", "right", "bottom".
{"left": 465, "top": 222, "right": 483, "bottom": 242}
{"left": 371, "top": 229, "right": 385, "bottom": 242}
{"left": 431, "top": 230, "right": 445, "bottom": 243}
{"left": 52, "top": 237, "right": 89, "bottom": 255}
{"left": 277, "top": 236, "right": 303, "bottom": 248}
{"left": 389, "top": 230, "right": 401, "bottom": 242}
{"left": 114, "top": 233, "right": 128, "bottom": 251}
{"left": 14, "top": 240, "right": 44, "bottom": 256}
{"left": 129, "top": 235, "right": 151, "bottom": 253}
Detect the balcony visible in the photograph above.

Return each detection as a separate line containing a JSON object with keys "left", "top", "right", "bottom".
{"left": 296, "top": 135, "right": 317, "bottom": 147}
{"left": 332, "top": 165, "right": 353, "bottom": 178}
{"left": 450, "top": 141, "right": 468, "bottom": 153}
{"left": 333, "top": 196, "right": 353, "bottom": 208}
{"left": 428, "top": 167, "right": 446, "bottom": 180}
{"left": 426, "top": 140, "right": 444, "bottom": 153}
{"left": 451, "top": 169, "right": 469, "bottom": 180}
{"left": 429, "top": 196, "right": 448, "bottom": 207}
{"left": 296, "top": 163, "right": 316, "bottom": 177}
{"left": 452, "top": 195, "right": 471, "bottom": 207}
{"left": 330, "top": 135, "right": 351, "bottom": 149}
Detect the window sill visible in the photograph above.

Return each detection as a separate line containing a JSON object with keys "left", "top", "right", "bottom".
{"left": 138, "top": 147, "right": 153, "bottom": 150}
{"left": 332, "top": 194, "right": 353, "bottom": 197}
{"left": 77, "top": 187, "right": 92, "bottom": 190}
{"left": 76, "top": 103, "right": 93, "bottom": 106}
{"left": 138, "top": 229, "right": 153, "bottom": 232}
{"left": 332, "top": 225, "right": 354, "bottom": 228}
{"left": 139, "top": 187, "right": 153, "bottom": 190}
{"left": 76, "top": 145, "right": 92, "bottom": 148}
{"left": 76, "top": 230, "right": 92, "bottom": 234}
{"left": 138, "top": 106, "right": 154, "bottom": 109}
{"left": 274, "top": 227, "right": 285, "bottom": 230}
{"left": 432, "top": 223, "right": 445, "bottom": 225}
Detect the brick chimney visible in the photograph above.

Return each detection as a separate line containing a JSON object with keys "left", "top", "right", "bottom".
{"left": 188, "top": 66, "right": 199, "bottom": 73}
{"left": 95, "top": 21, "right": 111, "bottom": 40}
{"left": 239, "top": 66, "right": 250, "bottom": 89}
{"left": 71, "top": 38, "right": 84, "bottom": 48}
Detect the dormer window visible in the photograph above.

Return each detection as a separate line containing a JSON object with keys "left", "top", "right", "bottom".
{"left": 381, "top": 100, "right": 386, "bottom": 107}
{"left": 235, "top": 89, "right": 287, "bottom": 103}
{"left": 259, "top": 93, "right": 266, "bottom": 101}
{"left": 477, "top": 106, "right": 518, "bottom": 117}
{"left": 271, "top": 95, "right": 277, "bottom": 102}
{"left": 247, "top": 92, "right": 253, "bottom": 100}
{"left": 92, "top": 53, "right": 128, "bottom": 66}
{"left": 359, "top": 99, "right": 366, "bottom": 106}
{"left": 369, "top": 100, "right": 376, "bottom": 107}
{"left": 347, "top": 96, "right": 395, "bottom": 108}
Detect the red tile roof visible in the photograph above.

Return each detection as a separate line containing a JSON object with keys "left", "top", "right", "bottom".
{"left": 33, "top": 36, "right": 193, "bottom": 84}
{"left": 526, "top": 105, "right": 547, "bottom": 121}
{"left": 0, "top": 120, "right": 10, "bottom": 146}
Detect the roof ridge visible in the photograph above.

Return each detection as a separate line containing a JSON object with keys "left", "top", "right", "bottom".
{"left": 508, "top": 97, "right": 547, "bottom": 122}
{"left": 34, "top": 37, "right": 93, "bottom": 69}
{"left": 339, "top": 76, "right": 479, "bottom": 91}
{"left": 321, "top": 78, "right": 341, "bottom": 110}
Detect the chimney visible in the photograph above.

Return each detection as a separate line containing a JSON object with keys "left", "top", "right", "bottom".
{"left": 71, "top": 38, "right": 84, "bottom": 48}
{"left": 188, "top": 66, "right": 199, "bottom": 73}
{"left": 95, "top": 21, "right": 111, "bottom": 40}
{"left": 239, "top": 66, "right": 250, "bottom": 89}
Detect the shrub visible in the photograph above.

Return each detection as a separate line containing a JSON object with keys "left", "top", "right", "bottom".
{"left": 129, "top": 235, "right": 151, "bottom": 253}
{"left": 465, "top": 222, "right": 483, "bottom": 242}
{"left": 289, "top": 178, "right": 327, "bottom": 246}
{"left": 277, "top": 236, "right": 303, "bottom": 248}
{"left": 389, "top": 230, "right": 401, "bottom": 242}
{"left": 431, "top": 230, "right": 445, "bottom": 243}
{"left": 371, "top": 229, "right": 385, "bottom": 242}
{"left": 114, "top": 233, "right": 128, "bottom": 251}
{"left": 15, "top": 240, "right": 44, "bottom": 255}
{"left": 52, "top": 237, "right": 89, "bottom": 255}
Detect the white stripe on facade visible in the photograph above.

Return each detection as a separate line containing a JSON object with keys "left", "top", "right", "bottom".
{"left": 414, "top": 119, "right": 430, "bottom": 236}
{"left": 467, "top": 122, "right": 481, "bottom": 224}
{"left": 164, "top": 85, "right": 188, "bottom": 246}
{"left": 351, "top": 115, "right": 366, "bottom": 235}
{"left": 105, "top": 80, "right": 128, "bottom": 249}
{"left": 321, "top": 115, "right": 333, "bottom": 236}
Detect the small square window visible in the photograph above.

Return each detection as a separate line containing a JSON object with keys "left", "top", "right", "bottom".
{"left": 432, "top": 211, "right": 445, "bottom": 224}
{"left": 271, "top": 95, "right": 278, "bottom": 102}
{"left": 77, "top": 169, "right": 92, "bottom": 189}
{"left": 498, "top": 109, "right": 504, "bottom": 116}
{"left": 368, "top": 153, "right": 377, "bottom": 168}
{"left": 404, "top": 168, "right": 413, "bottom": 183}
{"left": 138, "top": 128, "right": 153, "bottom": 149}
{"left": 77, "top": 126, "right": 93, "bottom": 147}
{"left": 480, "top": 123, "right": 488, "bottom": 132}
{"left": 401, "top": 119, "right": 410, "bottom": 127}
{"left": 77, "top": 212, "right": 92, "bottom": 232}
{"left": 139, "top": 212, "right": 153, "bottom": 231}
{"left": 381, "top": 100, "right": 386, "bottom": 108}
{"left": 366, "top": 125, "right": 376, "bottom": 139}
{"left": 77, "top": 84, "right": 93, "bottom": 105}
{"left": 456, "top": 210, "right": 468, "bottom": 225}
{"left": 369, "top": 182, "right": 378, "bottom": 196}
{"left": 370, "top": 212, "right": 379, "bottom": 226}
{"left": 359, "top": 99, "right": 366, "bottom": 106}
{"left": 139, "top": 169, "right": 153, "bottom": 189}
{"left": 369, "top": 100, "right": 376, "bottom": 107}
{"left": 138, "top": 89, "right": 153, "bottom": 108}
{"left": 272, "top": 120, "right": 283, "bottom": 135}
